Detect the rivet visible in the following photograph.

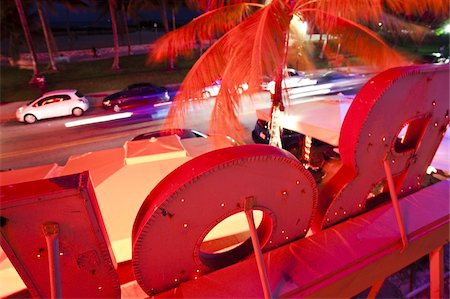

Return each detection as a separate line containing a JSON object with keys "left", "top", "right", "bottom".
{"left": 334, "top": 212, "right": 338, "bottom": 216}
{"left": 194, "top": 276, "right": 198, "bottom": 280}
{"left": 382, "top": 136, "right": 386, "bottom": 142}
{"left": 358, "top": 204, "right": 362, "bottom": 208}
{"left": 326, "top": 218, "right": 330, "bottom": 222}
{"left": 36, "top": 254, "right": 41, "bottom": 258}
{"left": 285, "top": 236, "right": 289, "bottom": 240}
{"left": 368, "top": 133, "right": 372, "bottom": 137}
{"left": 281, "top": 230, "right": 285, "bottom": 234}
{"left": 391, "top": 159, "right": 395, "bottom": 164}
{"left": 183, "top": 223, "right": 188, "bottom": 228}
{"left": 296, "top": 180, "right": 300, "bottom": 185}
{"left": 59, "top": 252, "right": 64, "bottom": 256}
{"left": 432, "top": 101, "right": 436, "bottom": 106}
{"left": 281, "top": 190, "right": 288, "bottom": 195}
{"left": 343, "top": 211, "right": 347, "bottom": 215}
{"left": 220, "top": 203, "right": 225, "bottom": 207}
{"left": 180, "top": 199, "right": 185, "bottom": 203}
{"left": 408, "top": 186, "right": 412, "bottom": 190}
{"left": 174, "top": 278, "right": 178, "bottom": 282}
{"left": 98, "top": 286, "right": 102, "bottom": 290}
{"left": 434, "top": 122, "right": 438, "bottom": 127}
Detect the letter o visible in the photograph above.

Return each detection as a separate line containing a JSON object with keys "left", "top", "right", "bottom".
{"left": 132, "top": 145, "right": 317, "bottom": 295}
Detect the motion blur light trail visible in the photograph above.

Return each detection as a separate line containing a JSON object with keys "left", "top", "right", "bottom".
{"left": 65, "top": 112, "right": 134, "bottom": 128}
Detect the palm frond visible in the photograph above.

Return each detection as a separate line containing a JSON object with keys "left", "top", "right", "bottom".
{"left": 164, "top": 0, "right": 292, "bottom": 142}
{"left": 379, "top": 13, "right": 432, "bottom": 44}
{"left": 300, "top": 9, "right": 408, "bottom": 69}
{"left": 187, "top": 0, "right": 261, "bottom": 12}
{"left": 384, "top": 0, "right": 449, "bottom": 18}
{"left": 297, "top": 0, "right": 383, "bottom": 30}
{"left": 148, "top": 3, "right": 263, "bottom": 63}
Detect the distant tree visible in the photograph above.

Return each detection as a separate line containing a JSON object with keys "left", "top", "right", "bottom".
{"left": 1, "top": 1, "right": 29, "bottom": 63}
{"left": 128, "top": 0, "right": 187, "bottom": 68}
{"left": 108, "top": 0, "right": 120, "bottom": 70}
{"left": 36, "top": 0, "right": 57, "bottom": 70}
{"left": 14, "top": 0, "right": 40, "bottom": 78}
{"left": 120, "top": 0, "right": 132, "bottom": 55}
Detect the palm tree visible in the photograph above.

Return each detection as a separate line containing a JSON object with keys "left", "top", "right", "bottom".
{"left": 128, "top": 0, "right": 184, "bottom": 68}
{"left": 108, "top": 0, "right": 120, "bottom": 70}
{"left": 14, "top": 0, "right": 40, "bottom": 78}
{"left": 36, "top": 0, "right": 57, "bottom": 70}
{"left": 120, "top": 0, "right": 132, "bottom": 55}
{"left": 148, "top": 0, "right": 447, "bottom": 145}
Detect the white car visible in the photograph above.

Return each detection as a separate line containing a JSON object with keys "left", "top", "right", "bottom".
{"left": 16, "top": 89, "right": 90, "bottom": 124}
{"left": 264, "top": 68, "right": 316, "bottom": 94}
{"left": 202, "top": 80, "right": 249, "bottom": 99}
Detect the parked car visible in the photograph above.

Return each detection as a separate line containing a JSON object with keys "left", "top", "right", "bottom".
{"left": 16, "top": 89, "right": 89, "bottom": 124}
{"left": 252, "top": 119, "right": 339, "bottom": 164}
{"left": 252, "top": 119, "right": 305, "bottom": 154}
{"left": 132, "top": 128, "right": 208, "bottom": 141}
{"left": 102, "top": 83, "right": 171, "bottom": 112}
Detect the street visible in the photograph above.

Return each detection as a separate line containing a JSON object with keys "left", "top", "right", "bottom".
{"left": 0, "top": 69, "right": 370, "bottom": 171}
{"left": 0, "top": 91, "right": 270, "bottom": 171}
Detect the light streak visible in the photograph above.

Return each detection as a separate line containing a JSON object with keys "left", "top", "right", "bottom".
{"left": 64, "top": 112, "right": 133, "bottom": 127}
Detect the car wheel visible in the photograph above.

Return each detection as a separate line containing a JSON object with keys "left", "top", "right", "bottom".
{"left": 202, "top": 91, "right": 211, "bottom": 100}
{"left": 24, "top": 114, "right": 37, "bottom": 124}
{"left": 113, "top": 104, "right": 121, "bottom": 112}
{"left": 72, "top": 107, "right": 84, "bottom": 117}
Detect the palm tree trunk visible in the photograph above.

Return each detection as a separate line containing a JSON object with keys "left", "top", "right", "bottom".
{"left": 160, "top": 0, "right": 169, "bottom": 33}
{"left": 121, "top": 3, "right": 132, "bottom": 55}
{"left": 171, "top": 7, "right": 176, "bottom": 31}
{"left": 319, "top": 33, "right": 328, "bottom": 59}
{"left": 14, "top": 0, "right": 39, "bottom": 77}
{"left": 108, "top": 0, "right": 120, "bottom": 70}
{"left": 269, "top": 30, "right": 290, "bottom": 148}
{"left": 37, "top": 1, "right": 57, "bottom": 71}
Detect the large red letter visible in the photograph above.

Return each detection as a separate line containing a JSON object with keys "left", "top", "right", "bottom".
{"left": 313, "top": 64, "right": 449, "bottom": 231}
{"left": 132, "top": 145, "right": 317, "bottom": 295}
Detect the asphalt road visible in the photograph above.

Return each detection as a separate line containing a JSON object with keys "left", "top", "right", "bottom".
{"left": 0, "top": 69, "right": 371, "bottom": 171}
{"left": 0, "top": 91, "right": 268, "bottom": 171}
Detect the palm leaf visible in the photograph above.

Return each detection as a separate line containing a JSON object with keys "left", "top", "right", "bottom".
{"left": 300, "top": 9, "right": 408, "bottom": 69}
{"left": 164, "top": 0, "right": 292, "bottom": 141}
{"left": 384, "top": 0, "right": 449, "bottom": 18}
{"left": 148, "top": 3, "right": 263, "bottom": 63}
{"left": 187, "top": 0, "right": 261, "bottom": 11}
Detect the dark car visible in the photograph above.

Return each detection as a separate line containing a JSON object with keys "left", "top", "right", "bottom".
{"left": 132, "top": 128, "right": 208, "bottom": 141}
{"left": 252, "top": 119, "right": 339, "bottom": 165}
{"left": 252, "top": 119, "right": 304, "bottom": 154}
{"left": 102, "top": 83, "right": 171, "bottom": 112}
